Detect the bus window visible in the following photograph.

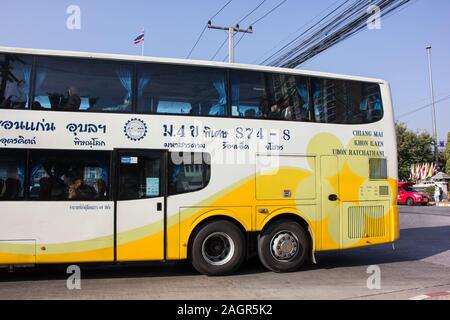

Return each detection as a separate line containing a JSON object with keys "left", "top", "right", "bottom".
{"left": 230, "top": 71, "right": 311, "bottom": 122}
{"left": 369, "top": 158, "right": 388, "bottom": 180}
{"left": 118, "top": 154, "right": 161, "bottom": 200}
{"left": 169, "top": 152, "right": 210, "bottom": 195}
{"left": 32, "top": 57, "right": 133, "bottom": 113}
{"left": 230, "top": 70, "right": 266, "bottom": 119}
{"left": 0, "top": 54, "right": 32, "bottom": 110}
{"left": 28, "top": 150, "right": 110, "bottom": 201}
{"left": 312, "top": 78, "right": 383, "bottom": 124}
{"left": 0, "top": 150, "right": 26, "bottom": 200}
{"left": 136, "top": 64, "right": 227, "bottom": 117}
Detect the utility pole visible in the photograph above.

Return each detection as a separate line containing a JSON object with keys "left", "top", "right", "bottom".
{"left": 208, "top": 21, "right": 253, "bottom": 63}
{"left": 426, "top": 46, "right": 439, "bottom": 170}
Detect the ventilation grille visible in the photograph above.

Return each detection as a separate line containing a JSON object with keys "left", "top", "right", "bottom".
{"left": 379, "top": 186, "right": 389, "bottom": 196}
{"left": 348, "top": 206, "right": 385, "bottom": 239}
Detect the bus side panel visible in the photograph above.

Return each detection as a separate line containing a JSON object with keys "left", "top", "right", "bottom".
{"left": 0, "top": 240, "right": 36, "bottom": 264}
{"left": 0, "top": 202, "right": 114, "bottom": 264}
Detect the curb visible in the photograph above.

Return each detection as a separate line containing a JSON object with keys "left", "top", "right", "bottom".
{"left": 436, "top": 203, "right": 450, "bottom": 207}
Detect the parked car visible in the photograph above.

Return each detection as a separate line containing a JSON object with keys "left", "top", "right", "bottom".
{"left": 398, "top": 182, "right": 430, "bottom": 206}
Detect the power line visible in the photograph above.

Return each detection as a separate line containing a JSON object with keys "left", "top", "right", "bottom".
{"left": 396, "top": 94, "right": 450, "bottom": 119}
{"left": 213, "top": 0, "right": 269, "bottom": 62}
{"left": 260, "top": 0, "right": 352, "bottom": 65}
{"left": 237, "top": 0, "right": 267, "bottom": 24}
{"left": 211, "top": 35, "right": 229, "bottom": 60}
{"left": 186, "top": 0, "right": 234, "bottom": 59}
{"left": 251, "top": 0, "right": 288, "bottom": 25}
{"left": 265, "top": 0, "right": 415, "bottom": 68}
{"left": 222, "top": 0, "right": 289, "bottom": 62}
{"left": 252, "top": 0, "right": 343, "bottom": 64}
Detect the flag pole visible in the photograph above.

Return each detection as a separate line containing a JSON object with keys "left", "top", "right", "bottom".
{"left": 142, "top": 28, "right": 145, "bottom": 56}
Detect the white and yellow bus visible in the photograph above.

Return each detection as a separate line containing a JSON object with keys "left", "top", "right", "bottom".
{"left": 0, "top": 47, "right": 399, "bottom": 275}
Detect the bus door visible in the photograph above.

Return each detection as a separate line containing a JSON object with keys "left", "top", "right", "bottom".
{"left": 320, "top": 155, "right": 341, "bottom": 250}
{"left": 114, "top": 149, "right": 167, "bottom": 261}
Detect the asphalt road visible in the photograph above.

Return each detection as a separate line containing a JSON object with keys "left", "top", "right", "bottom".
{"left": 0, "top": 206, "right": 449, "bottom": 300}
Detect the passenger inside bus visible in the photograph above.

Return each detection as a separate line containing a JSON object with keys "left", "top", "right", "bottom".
{"left": 0, "top": 165, "right": 23, "bottom": 200}
{"left": 267, "top": 101, "right": 282, "bottom": 119}
{"left": 63, "top": 87, "right": 82, "bottom": 111}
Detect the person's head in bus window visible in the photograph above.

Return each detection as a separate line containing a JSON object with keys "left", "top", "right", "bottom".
{"left": 65, "top": 87, "right": 81, "bottom": 111}
{"left": 4, "top": 165, "right": 22, "bottom": 199}
{"left": 39, "top": 177, "right": 52, "bottom": 200}
{"left": 281, "top": 99, "right": 294, "bottom": 120}
{"left": 261, "top": 98, "right": 270, "bottom": 117}
{"left": 268, "top": 100, "right": 282, "bottom": 119}
{"left": 68, "top": 178, "right": 83, "bottom": 200}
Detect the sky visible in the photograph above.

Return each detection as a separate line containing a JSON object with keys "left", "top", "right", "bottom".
{"left": 0, "top": 0, "right": 449, "bottom": 141}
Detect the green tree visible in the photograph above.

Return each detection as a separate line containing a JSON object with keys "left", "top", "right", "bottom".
{"left": 396, "top": 122, "right": 434, "bottom": 181}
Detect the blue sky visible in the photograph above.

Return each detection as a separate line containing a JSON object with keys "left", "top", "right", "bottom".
{"left": 1, "top": 0, "right": 449, "bottom": 141}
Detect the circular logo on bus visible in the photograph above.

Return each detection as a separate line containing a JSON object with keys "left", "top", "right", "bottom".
{"left": 124, "top": 118, "right": 148, "bottom": 141}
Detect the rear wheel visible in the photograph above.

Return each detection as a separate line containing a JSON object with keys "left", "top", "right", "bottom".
{"left": 406, "top": 197, "right": 414, "bottom": 206}
{"left": 190, "top": 220, "right": 245, "bottom": 276}
{"left": 258, "top": 220, "right": 309, "bottom": 273}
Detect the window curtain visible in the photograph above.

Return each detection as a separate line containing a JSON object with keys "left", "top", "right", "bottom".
{"left": 34, "top": 67, "right": 47, "bottom": 95}
{"left": 209, "top": 79, "right": 226, "bottom": 115}
{"left": 312, "top": 85, "right": 322, "bottom": 120}
{"left": 231, "top": 80, "right": 240, "bottom": 116}
{"left": 116, "top": 68, "right": 132, "bottom": 103}
{"left": 138, "top": 73, "right": 151, "bottom": 98}
{"left": 21, "top": 65, "right": 32, "bottom": 106}
{"left": 296, "top": 84, "right": 309, "bottom": 110}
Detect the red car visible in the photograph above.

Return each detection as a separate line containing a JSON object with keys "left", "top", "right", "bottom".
{"left": 397, "top": 182, "right": 430, "bottom": 206}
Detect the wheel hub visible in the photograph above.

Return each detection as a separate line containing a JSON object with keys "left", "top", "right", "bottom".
{"left": 202, "top": 232, "right": 235, "bottom": 266}
{"left": 271, "top": 232, "right": 299, "bottom": 261}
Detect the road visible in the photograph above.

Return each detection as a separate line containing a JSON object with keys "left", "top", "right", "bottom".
{"left": 0, "top": 206, "right": 449, "bottom": 300}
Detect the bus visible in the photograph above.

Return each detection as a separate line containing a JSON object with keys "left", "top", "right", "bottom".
{"left": 0, "top": 47, "right": 399, "bottom": 276}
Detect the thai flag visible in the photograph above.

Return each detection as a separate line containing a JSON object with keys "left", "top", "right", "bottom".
{"left": 133, "top": 31, "right": 145, "bottom": 45}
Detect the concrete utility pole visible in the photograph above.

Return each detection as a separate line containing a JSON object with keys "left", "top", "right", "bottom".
{"left": 426, "top": 45, "right": 439, "bottom": 170}
{"left": 208, "top": 21, "right": 253, "bottom": 63}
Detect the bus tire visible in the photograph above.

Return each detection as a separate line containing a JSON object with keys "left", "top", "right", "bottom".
{"left": 258, "top": 220, "right": 309, "bottom": 273}
{"left": 190, "top": 220, "right": 245, "bottom": 276}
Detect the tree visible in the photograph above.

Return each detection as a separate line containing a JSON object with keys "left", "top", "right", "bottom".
{"left": 446, "top": 132, "right": 450, "bottom": 176}
{"left": 396, "top": 122, "right": 434, "bottom": 181}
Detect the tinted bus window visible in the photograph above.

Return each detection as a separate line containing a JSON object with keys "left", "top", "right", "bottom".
{"left": 312, "top": 78, "right": 383, "bottom": 124}
{"left": 0, "top": 54, "right": 33, "bottom": 109}
{"left": 169, "top": 152, "right": 210, "bottom": 195}
{"left": 230, "top": 70, "right": 312, "bottom": 121}
{"left": 118, "top": 154, "right": 161, "bottom": 201}
{"left": 137, "top": 64, "right": 227, "bottom": 117}
{"left": 230, "top": 70, "right": 266, "bottom": 119}
{"left": 0, "top": 150, "right": 26, "bottom": 200}
{"left": 32, "top": 57, "right": 133, "bottom": 113}
{"left": 29, "top": 150, "right": 110, "bottom": 201}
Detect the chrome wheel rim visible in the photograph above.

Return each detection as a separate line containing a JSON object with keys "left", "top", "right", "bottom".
{"left": 270, "top": 231, "right": 300, "bottom": 262}
{"left": 201, "top": 232, "right": 235, "bottom": 266}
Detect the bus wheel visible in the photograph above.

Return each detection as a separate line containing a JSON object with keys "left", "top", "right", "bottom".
{"left": 406, "top": 198, "right": 414, "bottom": 206}
{"left": 258, "top": 220, "right": 309, "bottom": 273}
{"left": 190, "top": 220, "right": 245, "bottom": 276}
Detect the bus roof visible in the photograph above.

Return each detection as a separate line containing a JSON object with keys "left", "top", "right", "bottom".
{"left": 0, "top": 46, "right": 386, "bottom": 84}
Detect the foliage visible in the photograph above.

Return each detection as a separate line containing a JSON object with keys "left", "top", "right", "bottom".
{"left": 396, "top": 122, "right": 434, "bottom": 181}
{"left": 424, "top": 186, "right": 435, "bottom": 198}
